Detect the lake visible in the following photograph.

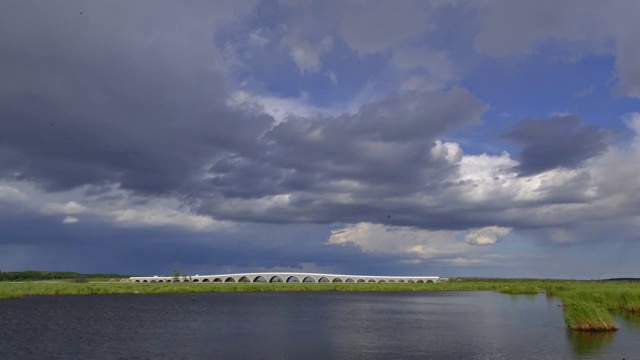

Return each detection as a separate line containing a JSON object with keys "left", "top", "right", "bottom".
{"left": 1, "top": 291, "right": 639, "bottom": 359}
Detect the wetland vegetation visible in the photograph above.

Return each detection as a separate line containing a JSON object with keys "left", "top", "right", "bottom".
{"left": 2, "top": 274, "right": 639, "bottom": 332}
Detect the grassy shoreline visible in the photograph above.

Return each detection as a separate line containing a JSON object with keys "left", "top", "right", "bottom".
{"left": 2, "top": 278, "right": 639, "bottom": 332}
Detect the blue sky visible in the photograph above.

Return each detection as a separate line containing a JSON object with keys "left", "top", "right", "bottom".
{"left": 1, "top": 0, "right": 639, "bottom": 278}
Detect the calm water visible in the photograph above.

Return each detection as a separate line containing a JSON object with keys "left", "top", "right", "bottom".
{"left": 1, "top": 291, "right": 639, "bottom": 359}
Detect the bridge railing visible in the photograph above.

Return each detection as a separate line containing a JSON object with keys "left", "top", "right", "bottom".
{"left": 126, "top": 272, "right": 445, "bottom": 284}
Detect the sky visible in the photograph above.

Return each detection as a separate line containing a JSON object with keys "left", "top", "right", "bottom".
{"left": 1, "top": 1, "right": 639, "bottom": 279}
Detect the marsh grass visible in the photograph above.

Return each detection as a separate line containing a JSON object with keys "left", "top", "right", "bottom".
{"left": 0, "top": 278, "right": 604, "bottom": 299}
{"left": 555, "top": 285, "right": 640, "bottom": 331}
{"left": 3, "top": 278, "right": 640, "bottom": 332}
{"left": 0, "top": 282, "right": 452, "bottom": 299}
{"left": 562, "top": 301, "right": 618, "bottom": 331}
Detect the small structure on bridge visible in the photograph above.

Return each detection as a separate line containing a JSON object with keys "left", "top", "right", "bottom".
{"left": 125, "top": 272, "right": 446, "bottom": 284}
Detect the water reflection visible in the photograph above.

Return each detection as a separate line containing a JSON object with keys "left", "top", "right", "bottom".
{"left": 0, "top": 292, "right": 639, "bottom": 359}
{"left": 620, "top": 313, "right": 640, "bottom": 331}
{"left": 566, "top": 330, "right": 615, "bottom": 356}
{"left": 507, "top": 293, "right": 540, "bottom": 304}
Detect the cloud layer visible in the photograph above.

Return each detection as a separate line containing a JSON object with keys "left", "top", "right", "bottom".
{"left": 1, "top": 1, "right": 639, "bottom": 277}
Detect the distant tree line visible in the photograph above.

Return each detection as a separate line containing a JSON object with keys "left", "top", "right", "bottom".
{"left": 0, "top": 271, "right": 131, "bottom": 282}
{"left": 604, "top": 278, "right": 640, "bottom": 282}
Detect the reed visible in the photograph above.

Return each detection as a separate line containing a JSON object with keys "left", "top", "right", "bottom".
{"left": 562, "top": 301, "right": 618, "bottom": 331}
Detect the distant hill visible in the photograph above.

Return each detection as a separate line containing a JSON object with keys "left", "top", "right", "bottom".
{"left": 0, "top": 271, "right": 132, "bottom": 281}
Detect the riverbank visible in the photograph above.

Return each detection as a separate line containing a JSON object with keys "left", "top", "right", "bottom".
{"left": 2, "top": 278, "right": 639, "bottom": 332}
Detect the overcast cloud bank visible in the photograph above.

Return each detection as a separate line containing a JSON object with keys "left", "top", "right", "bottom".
{"left": 1, "top": 1, "right": 639, "bottom": 278}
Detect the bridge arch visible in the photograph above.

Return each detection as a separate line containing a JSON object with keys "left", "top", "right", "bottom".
{"left": 127, "top": 273, "right": 441, "bottom": 285}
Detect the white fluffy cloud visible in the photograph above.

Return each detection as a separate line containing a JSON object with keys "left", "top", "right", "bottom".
{"left": 465, "top": 226, "right": 512, "bottom": 245}
{"left": 327, "top": 222, "right": 511, "bottom": 262}
{"left": 62, "top": 216, "right": 79, "bottom": 224}
{"left": 328, "top": 222, "right": 470, "bottom": 258}
{"left": 431, "top": 140, "right": 463, "bottom": 164}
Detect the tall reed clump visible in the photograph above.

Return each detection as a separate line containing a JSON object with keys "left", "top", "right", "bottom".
{"left": 606, "top": 290, "right": 640, "bottom": 314}
{"left": 562, "top": 301, "right": 618, "bottom": 331}
{"left": 559, "top": 286, "right": 640, "bottom": 322}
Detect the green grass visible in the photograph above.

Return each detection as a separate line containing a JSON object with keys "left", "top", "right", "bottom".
{"left": 0, "top": 281, "right": 450, "bottom": 299}
{"left": 562, "top": 301, "right": 618, "bottom": 331}
{"left": 555, "top": 284, "right": 640, "bottom": 331}
{"left": 2, "top": 278, "right": 640, "bottom": 332}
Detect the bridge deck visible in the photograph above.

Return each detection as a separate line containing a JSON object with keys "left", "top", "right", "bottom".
{"left": 126, "top": 272, "right": 446, "bottom": 283}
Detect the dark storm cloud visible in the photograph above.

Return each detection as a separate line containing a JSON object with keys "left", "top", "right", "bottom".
{"left": 264, "top": 88, "right": 483, "bottom": 191}
{"left": 2, "top": 1, "right": 640, "bottom": 279}
{"left": 2, "top": 0, "right": 625, "bottom": 251}
{"left": 195, "top": 88, "right": 486, "bottom": 225}
{"left": 503, "top": 115, "right": 611, "bottom": 176}
{"left": 342, "top": 88, "right": 484, "bottom": 142}
{"left": 0, "top": 1, "right": 488, "bottom": 231}
{"left": 0, "top": 211, "right": 381, "bottom": 275}
{"left": 3, "top": 1, "right": 619, "bottom": 242}
{"left": 0, "top": 1, "right": 268, "bottom": 195}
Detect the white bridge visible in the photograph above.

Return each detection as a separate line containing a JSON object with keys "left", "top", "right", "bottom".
{"left": 126, "top": 272, "right": 445, "bottom": 284}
